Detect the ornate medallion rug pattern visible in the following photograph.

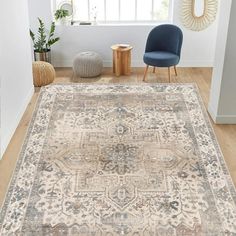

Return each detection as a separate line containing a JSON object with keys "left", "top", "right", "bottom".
{"left": 0, "top": 84, "right": 236, "bottom": 235}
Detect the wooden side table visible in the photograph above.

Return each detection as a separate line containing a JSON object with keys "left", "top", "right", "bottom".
{"left": 111, "top": 44, "right": 133, "bottom": 76}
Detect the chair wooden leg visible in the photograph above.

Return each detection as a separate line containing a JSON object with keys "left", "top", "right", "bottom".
{"left": 174, "top": 66, "right": 178, "bottom": 76}
{"left": 153, "top": 67, "right": 156, "bottom": 73}
{"left": 143, "top": 65, "right": 149, "bottom": 82}
{"left": 168, "top": 67, "right": 171, "bottom": 83}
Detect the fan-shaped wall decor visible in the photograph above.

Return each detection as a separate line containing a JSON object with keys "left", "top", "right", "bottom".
{"left": 181, "top": 0, "right": 218, "bottom": 31}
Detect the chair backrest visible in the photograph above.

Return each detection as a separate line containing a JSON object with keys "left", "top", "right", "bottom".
{"left": 145, "top": 24, "right": 183, "bottom": 57}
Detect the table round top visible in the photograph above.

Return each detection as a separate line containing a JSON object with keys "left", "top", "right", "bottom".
{"left": 111, "top": 44, "right": 133, "bottom": 51}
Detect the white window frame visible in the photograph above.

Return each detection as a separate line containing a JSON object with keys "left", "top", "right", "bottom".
{"left": 53, "top": 0, "right": 173, "bottom": 25}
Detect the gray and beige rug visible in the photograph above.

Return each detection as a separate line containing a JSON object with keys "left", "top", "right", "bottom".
{"left": 0, "top": 84, "right": 236, "bottom": 235}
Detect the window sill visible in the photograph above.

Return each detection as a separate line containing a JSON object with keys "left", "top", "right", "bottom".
{"left": 56, "top": 21, "right": 172, "bottom": 27}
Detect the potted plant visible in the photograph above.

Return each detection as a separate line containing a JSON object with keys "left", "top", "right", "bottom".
{"left": 54, "top": 9, "right": 69, "bottom": 25}
{"left": 30, "top": 18, "right": 60, "bottom": 63}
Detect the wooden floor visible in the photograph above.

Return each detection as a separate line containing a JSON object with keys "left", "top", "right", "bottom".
{"left": 1, "top": 67, "right": 236, "bottom": 207}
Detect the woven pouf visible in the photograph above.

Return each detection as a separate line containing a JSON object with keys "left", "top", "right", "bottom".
{"left": 73, "top": 51, "right": 103, "bottom": 78}
{"left": 32, "top": 61, "right": 55, "bottom": 87}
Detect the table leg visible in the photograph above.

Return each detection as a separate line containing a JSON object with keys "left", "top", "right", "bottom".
{"left": 115, "top": 51, "right": 121, "bottom": 76}
{"left": 122, "top": 50, "right": 131, "bottom": 75}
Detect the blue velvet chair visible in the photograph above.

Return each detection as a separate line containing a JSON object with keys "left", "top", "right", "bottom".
{"left": 143, "top": 24, "right": 183, "bottom": 82}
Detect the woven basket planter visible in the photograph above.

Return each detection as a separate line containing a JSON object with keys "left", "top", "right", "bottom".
{"left": 32, "top": 61, "right": 55, "bottom": 87}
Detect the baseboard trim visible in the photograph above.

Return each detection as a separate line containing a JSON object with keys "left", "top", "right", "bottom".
{"left": 215, "top": 115, "right": 236, "bottom": 124}
{"left": 178, "top": 60, "right": 214, "bottom": 67}
{"left": 1, "top": 87, "right": 34, "bottom": 159}
{"left": 52, "top": 59, "right": 214, "bottom": 68}
{"left": 208, "top": 105, "right": 217, "bottom": 123}
{"left": 208, "top": 106, "right": 236, "bottom": 124}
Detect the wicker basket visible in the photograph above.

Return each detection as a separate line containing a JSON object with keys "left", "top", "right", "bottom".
{"left": 32, "top": 61, "right": 55, "bottom": 87}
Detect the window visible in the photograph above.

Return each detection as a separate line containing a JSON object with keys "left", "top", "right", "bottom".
{"left": 54, "top": 0, "right": 172, "bottom": 24}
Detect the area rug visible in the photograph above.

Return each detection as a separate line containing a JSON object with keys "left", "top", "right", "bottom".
{"left": 0, "top": 84, "right": 236, "bottom": 235}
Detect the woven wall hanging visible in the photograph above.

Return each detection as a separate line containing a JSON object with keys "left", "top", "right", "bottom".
{"left": 181, "top": 0, "right": 218, "bottom": 31}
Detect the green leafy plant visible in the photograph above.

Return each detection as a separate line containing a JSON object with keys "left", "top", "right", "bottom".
{"left": 54, "top": 9, "right": 69, "bottom": 20}
{"left": 30, "top": 18, "right": 60, "bottom": 52}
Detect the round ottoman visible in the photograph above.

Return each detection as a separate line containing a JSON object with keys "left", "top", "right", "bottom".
{"left": 73, "top": 51, "right": 103, "bottom": 78}
{"left": 32, "top": 61, "right": 55, "bottom": 87}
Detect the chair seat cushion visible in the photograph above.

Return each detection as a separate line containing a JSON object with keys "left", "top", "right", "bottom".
{"left": 143, "top": 51, "right": 180, "bottom": 67}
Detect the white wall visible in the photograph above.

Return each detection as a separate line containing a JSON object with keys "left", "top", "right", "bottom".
{"left": 173, "top": 0, "right": 219, "bottom": 67}
{"left": 208, "top": 0, "right": 236, "bottom": 124}
{"left": 0, "top": 0, "right": 34, "bottom": 158}
{"left": 28, "top": 0, "right": 219, "bottom": 67}
{"left": 28, "top": 0, "right": 53, "bottom": 31}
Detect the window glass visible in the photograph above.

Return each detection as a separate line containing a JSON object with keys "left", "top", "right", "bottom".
{"left": 120, "top": 0, "right": 135, "bottom": 21}
{"left": 137, "top": 0, "right": 152, "bottom": 21}
{"left": 106, "top": 0, "right": 119, "bottom": 21}
{"left": 90, "top": 0, "right": 105, "bottom": 21}
{"left": 153, "top": 0, "right": 170, "bottom": 21}
{"left": 54, "top": 0, "right": 172, "bottom": 23}
{"left": 74, "top": 0, "right": 89, "bottom": 21}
